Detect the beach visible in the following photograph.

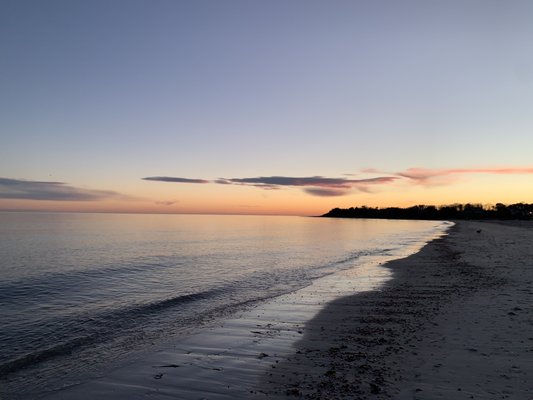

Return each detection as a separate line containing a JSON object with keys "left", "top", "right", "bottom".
{"left": 262, "top": 220, "right": 533, "bottom": 399}
{"left": 4, "top": 2, "right": 533, "bottom": 398}
{"left": 7, "top": 219, "right": 532, "bottom": 399}
{"left": 0, "top": 214, "right": 447, "bottom": 399}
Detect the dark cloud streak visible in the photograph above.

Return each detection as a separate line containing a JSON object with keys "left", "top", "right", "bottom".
{"left": 143, "top": 176, "right": 209, "bottom": 184}
{"left": 217, "top": 176, "right": 397, "bottom": 188}
{"left": 304, "top": 188, "right": 348, "bottom": 197}
{"left": 0, "top": 178, "right": 121, "bottom": 201}
{"left": 218, "top": 176, "right": 352, "bottom": 188}
{"left": 143, "top": 175, "right": 398, "bottom": 196}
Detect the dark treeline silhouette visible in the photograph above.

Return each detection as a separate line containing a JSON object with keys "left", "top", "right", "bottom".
{"left": 322, "top": 203, "right": 533, "bottom": 220}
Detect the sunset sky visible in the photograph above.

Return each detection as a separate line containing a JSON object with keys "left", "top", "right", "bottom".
{"left": 2, "top": 0, "right": 533, "bottom": 216}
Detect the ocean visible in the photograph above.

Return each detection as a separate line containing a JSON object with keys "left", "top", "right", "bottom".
{"left": 0, "top": 212, "right": 450, "bottom": 398}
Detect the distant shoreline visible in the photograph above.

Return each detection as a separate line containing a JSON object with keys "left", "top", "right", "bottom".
{"left": 322, "top": 202, "right": 533, "bottom": 220}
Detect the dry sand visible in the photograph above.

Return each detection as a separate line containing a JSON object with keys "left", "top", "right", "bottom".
{"left": 262, "top": 221, "right": 533, "bottom": 399}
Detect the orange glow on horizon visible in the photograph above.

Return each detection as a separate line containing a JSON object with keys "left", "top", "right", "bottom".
{"left": 1, "top": 172, "right": 532, "bottom": 216}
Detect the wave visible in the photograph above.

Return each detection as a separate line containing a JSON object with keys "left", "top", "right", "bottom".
{"left": 0, "top": 229, "right": 446, "bottom": 379}
{"left": 0, "top": 287, "right": 224, "bottom": 378}
{"left": 0, "top": 259, "right": 182, "bottom": 303}
{"left": 0, "top": 335, "right": 94, "bottom": 377}
{"left": 100, "top": 287, "right": 225, "bottom": 322}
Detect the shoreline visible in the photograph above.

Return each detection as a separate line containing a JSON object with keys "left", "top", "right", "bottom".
{"left": 32, "top": 223, "right": 447, "bottom": 399}
{"left": 261, "top": 221, "right": 533, "bottom": 399}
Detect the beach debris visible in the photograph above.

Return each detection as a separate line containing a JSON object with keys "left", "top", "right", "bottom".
{"left": 153, "top": 373, "right": 163, "bottom": 379}
{"left": 153, "top": 364, "right": 181, "bottom": 368}
{"left": 258, "top": 352, "right": 269, "bottom": 359}
{"left": 285, "top": 387, "right": 301, "bottom": 396}
{"left": 195, "top": 365, "right": 223, "bottom": 371}
{"left": 369, "top": 382, "right": 381, "bottom": 394}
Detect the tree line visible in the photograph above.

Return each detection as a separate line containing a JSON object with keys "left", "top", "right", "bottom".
{"left": 322, "top": 203, "right": 533, "bottom": 220}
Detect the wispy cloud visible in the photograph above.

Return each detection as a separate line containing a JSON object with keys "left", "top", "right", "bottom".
{"left": 143, "top": 176, "right": 209, "bottom": 184}
{"left": 304, "top": 187, "right": 348, "bottom": 197}
{"left": 217, "top": 176, "right": 353, "bottom": 188}
{"left": 155, "top": 200, "right": 179, "bottom": 206}
{"left": 0, "top": 178, "right": 122, "bottom": 201}
{"left": 396, "top": 167, "right": 533, "bottom": 185}
{"left": 144, "top": 175, "right": 398, "bottom": 196}
{"left": 360, "top": 168, "right": 380, "bottom": 174}
{"left": 217, "top": 176, "right": 398, "bottom": 194}
{"left": 143, "top": 166, "right": 533, "bottom": 197}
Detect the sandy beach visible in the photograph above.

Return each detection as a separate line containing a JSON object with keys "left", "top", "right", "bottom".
{"left": 33, "top": 220, "right": 532, "bottom": 399}
{"left": 263, "top": 221, "right": 533, "bottom": 399}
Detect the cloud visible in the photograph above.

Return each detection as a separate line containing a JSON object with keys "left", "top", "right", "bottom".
{"left": 218, "top": 176, "right": 353, "bottom": 188}
{"left": 215, "top": 176, "right": 397, "bottom": 196}
{"left": 0, "top": 178, "right": 121, "bottom": 201}
{"left": 143, "top": 176, "right": 209, "bottom": 184}
{"left": 143, "top": 174, "right": 398, "bottom": 196}
{"left": 360, "top": 168, "right": 380, "bottom": 174}
{"left": 396, "top": 167, "right": 533, "bottom": 185}
{"left": 304, "top": 187, "right": 349, "bottom": 197}
{"left": 217, "top": 176, "right": 396, "bottom": 189}
{"left": 143, "top": 166, "right": 533, "bottom": 197}
{"left": 155, "top": 200, "right": 179, "bottom": 206}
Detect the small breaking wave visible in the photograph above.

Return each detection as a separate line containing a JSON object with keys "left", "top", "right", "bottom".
{"left": 0, "top": 287, "right": 225, "bottom": 377}
{"left": 0, "top": 336, "right": 94, "bottom": 377}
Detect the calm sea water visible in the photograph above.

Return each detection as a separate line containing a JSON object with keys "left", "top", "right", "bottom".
{"left": 0, "top": 212, "right": 450, "bottom": 397}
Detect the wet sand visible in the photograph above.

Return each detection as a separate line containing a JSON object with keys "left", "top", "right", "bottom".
{"left": 262, "top": 221, "right": 533, "bottom": 399}
{"left": 39, "top": 231, "right": 413, "bottom": 399}
{"left": 36, "top": 221, "right": 532, "bottom": 399}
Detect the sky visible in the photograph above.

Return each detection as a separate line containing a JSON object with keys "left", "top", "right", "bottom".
{"left": 1, "top": 0, "right": 533, "bottom": 216}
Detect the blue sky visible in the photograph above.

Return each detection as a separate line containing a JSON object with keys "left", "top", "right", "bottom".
{"left": 1, "top": 0, "right": 533, "bottom": 214}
